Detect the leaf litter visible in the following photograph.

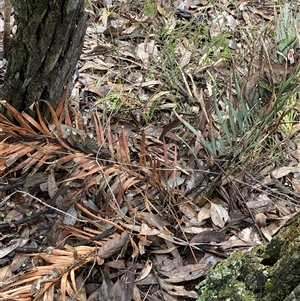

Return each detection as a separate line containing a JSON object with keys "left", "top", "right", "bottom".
{"left": 0, "top": 0, "right": 299, "bottom": 300}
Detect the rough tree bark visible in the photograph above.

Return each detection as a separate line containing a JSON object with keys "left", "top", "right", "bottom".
{"left": 2, "top": 0, "right": 87, "bottom": 119}
{"left": 197, "top": 211, "right": 300, "bottom": 301}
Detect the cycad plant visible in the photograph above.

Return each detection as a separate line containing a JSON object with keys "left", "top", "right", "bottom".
{"left": 179, "top": 2, "right": 300, "bottom": 198}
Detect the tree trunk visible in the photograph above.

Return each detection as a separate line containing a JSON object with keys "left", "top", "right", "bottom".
{"left": 196, "top": 212, "right": 300, "bottom": 301}
{"left": 3, "top": 0, "right": 87, "bottom": 119}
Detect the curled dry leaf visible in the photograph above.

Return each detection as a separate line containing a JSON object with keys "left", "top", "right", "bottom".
{"left": 0, "top": 238, "right": 29, "bottom": 259}
{"left": 135, "top": 260, "right": 152, "bottom": 282}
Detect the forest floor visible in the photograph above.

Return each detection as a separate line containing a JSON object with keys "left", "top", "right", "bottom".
{"left": 0, "top": 1, "right": 299, "bottom": 300}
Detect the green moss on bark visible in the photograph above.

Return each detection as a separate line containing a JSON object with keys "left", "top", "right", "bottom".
{"left": 197, "top": 212, "right": 300, "bottom": 301}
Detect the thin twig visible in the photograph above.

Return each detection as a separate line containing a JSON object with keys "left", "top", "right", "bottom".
{"left": 12, "top": 190, "right": 89, "bottom": 223}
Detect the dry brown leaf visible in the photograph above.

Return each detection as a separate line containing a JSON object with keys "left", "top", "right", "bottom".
{"left": 217, "top": 239, "right": 259, "bottom": 250}
{"left": 180, "top": 50, "right": 192, "bottom": 68}
{"left": 0, "top": 265, "right": 12, "bottom": 282}
{"left": 246, "top": 194, "right": 271, "bottom": 209}
{"left": 63, "top": 205, "right": 78, "bottom": 225}
{"left": 182, "top": 226, "right": 214, "bottom": 234}
{"left": 79, "top": 61, "right": 113, "bottom": 72}
{"left": 248, "top": 6, "right": 274, "bottom": 20}
{"left": 271, "top": 166, "right": 300, "bottom": 178}
{"left": 136, "top": 212, "right": 169, "bottom": 232}
{"left": 210, "top": 203, "right": 230, "bottom": 228}
{"left": 0, "top": 238, "right": 29, "bottom": 259}
{"left": 266, "top": 215, "right": 293, "bottom": 236}
{"left": 158, "top": 278, "right": 198, "bottom": 298}
{"left": 97, "top": 231, "right": 129, "bottom": 259}
{"left": 47, "top": 172, "right": 60, "bottom": 199}
{"left": 197, "top": 202, "right": 211, "bottom": 223}
{"left": 178, "top": 203, "right": 197, "bottom": 220}
{"left": 290, "top": 150, "right": 300, "bottom": 160}
{"left": 159, "top": 263, "right": 209, "bottom": 283}
{"left": 139, "top": 223, "right": 160, "bottom": 236}
{"left": 136, "top": 40, "right": 159, "bottom": 68}
{"left": 190, "top": 230, "right": 229, "bottom": 244}
{"left": 135, "top": 260, "right": 152, "bottom": 282}
{"left": 292, "top": 177, "right": 300, "bottom": 194}
{"left": 260, "top": 227, "right": 272, "bottom": 242}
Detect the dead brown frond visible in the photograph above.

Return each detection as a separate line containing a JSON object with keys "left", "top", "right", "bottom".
{"left": 0, "top": 98, "right": 189, "bottom": 300}
{"left": 0, "top": 244, "right": 102, "bottom": 301}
